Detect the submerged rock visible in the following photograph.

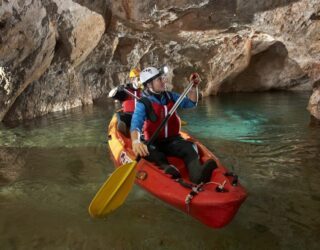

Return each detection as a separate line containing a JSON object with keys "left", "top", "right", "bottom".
{"left": 0, "top": 148, "right": 26, "bottom": 185}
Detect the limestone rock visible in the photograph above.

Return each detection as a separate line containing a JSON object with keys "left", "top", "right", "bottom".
{"left": 4, "top": 62, "right": 92, "bottom": 121}
{"left": 0, "top": 0, "right": 56, "bottom": 121}
{"left": 307, "top": 63, "right": 320, "bottom": 122}
{"left": 218, "top": 33, "right": 307, "bottom": 93}
{"left": 73, "top": 0, "right": 111, "bottom": 16}
{"left": 1, "top": 0, "right": 320, "bottom": 122}
{"left": 77, "top": 22, "right": 154, "bottom": 100}
{"left": 308, "top": 82, "right": 320, "bottom": 121}
{"left": 51, "top": 0, "right": 105, "bottom": 67}
{"left": 0, "top": 0, "right": 106, "bottom": 122}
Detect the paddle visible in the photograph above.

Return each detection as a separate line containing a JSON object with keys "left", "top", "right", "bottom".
{"left": 88, "top": 75, "right": 199, "bottom": 218}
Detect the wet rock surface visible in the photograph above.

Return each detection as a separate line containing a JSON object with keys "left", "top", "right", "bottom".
{"left": 0, "top": 0, "right": 319, "bottom": 122}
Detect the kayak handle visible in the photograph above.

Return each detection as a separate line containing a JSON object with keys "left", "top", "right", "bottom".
{"left": 224, "top": 172, "right": 238, "bottom": 186}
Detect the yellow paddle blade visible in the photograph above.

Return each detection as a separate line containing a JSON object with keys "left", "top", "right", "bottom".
{"left": 88, "top": 161, "right": 137, "bottom": 218}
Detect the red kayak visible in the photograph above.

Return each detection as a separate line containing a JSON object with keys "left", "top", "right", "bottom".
{"left": 108, "top": 114, "right": 247, "bottom": 228}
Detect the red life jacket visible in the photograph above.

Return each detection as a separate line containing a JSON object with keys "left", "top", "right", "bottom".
{"left": 122, "top": 89, "right": 141, "bottom": 113}
{"left": 143, "top": 93, "right": 181, "bottom": 141}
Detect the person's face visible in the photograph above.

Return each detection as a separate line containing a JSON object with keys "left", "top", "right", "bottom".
{"left": 150, "top": 76, "right": 167, "bottom": 93}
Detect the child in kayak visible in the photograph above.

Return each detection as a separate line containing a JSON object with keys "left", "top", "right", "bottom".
{"left": 109, "top": 68, "right": 142, "bottom": 136}
{"left": 130, "top": 66, "right": 217, "bottom": 184}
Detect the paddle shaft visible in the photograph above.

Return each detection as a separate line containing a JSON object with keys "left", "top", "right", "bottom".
{"left": 123, "top": 88, "right": 140, "bottom": 100}
{"left": 124, "top": 82, "right": 195, "bottom": 116}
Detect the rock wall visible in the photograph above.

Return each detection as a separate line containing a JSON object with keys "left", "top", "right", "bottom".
{"left": 0, "top": 0, "right": 105, "bottom": 121}
{"left": 308, "top": 81, "right": 320, "bottom": 123}
{"left": 0, "top": 0, "right": 56, "bottom": 121}
{"left": 0, "top": 0, "right": 319, "bottom": 122}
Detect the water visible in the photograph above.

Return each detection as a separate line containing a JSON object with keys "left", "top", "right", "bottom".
{"left": 0, "top": 92, "right": 319, "bottom": 249}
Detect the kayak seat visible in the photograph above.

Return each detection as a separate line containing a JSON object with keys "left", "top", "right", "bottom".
{"left": 117, "top": 119, "right": 130, "bottom": 137}
{"left": 116, "top": 111, "right": 132, "bottom": 138}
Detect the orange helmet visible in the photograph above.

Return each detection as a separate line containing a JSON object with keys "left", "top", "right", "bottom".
{"left": 129, "top": 68, "right": 141, "bottom": 78}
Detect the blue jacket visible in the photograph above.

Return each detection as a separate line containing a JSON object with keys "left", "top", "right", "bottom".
{"left": 130, "top": 91, "right": 196, "bottom": 133}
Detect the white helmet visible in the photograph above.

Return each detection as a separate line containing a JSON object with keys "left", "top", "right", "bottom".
{"left": 140, "top": 67, "right": 160, "bottom": 85}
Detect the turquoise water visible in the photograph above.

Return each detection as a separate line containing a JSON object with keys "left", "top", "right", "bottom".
{"left": 0, "top": 92, "right": 319, "bottom": 249}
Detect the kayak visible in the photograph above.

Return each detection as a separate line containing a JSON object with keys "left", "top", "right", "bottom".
{"left": 107, "top": 114, "right": 247, "bottom": 228}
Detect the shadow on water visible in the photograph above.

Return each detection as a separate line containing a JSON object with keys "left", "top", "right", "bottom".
{"left": 0, "top": 92, "right": 320, "bottom": 249}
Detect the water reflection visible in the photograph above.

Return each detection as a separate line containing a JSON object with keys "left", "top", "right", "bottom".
{"left": 0, "top": 105, "right": 113, "bottom": 148}
{"left": 0, "top": 92, "right": 320, "bottom": 249}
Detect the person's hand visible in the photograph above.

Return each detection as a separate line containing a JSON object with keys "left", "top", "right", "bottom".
{"left": 189, "top": 73, "right": 201, "bottom": 86}
{"left": 132, "top": 142, "right": 149, "bottom": 157}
